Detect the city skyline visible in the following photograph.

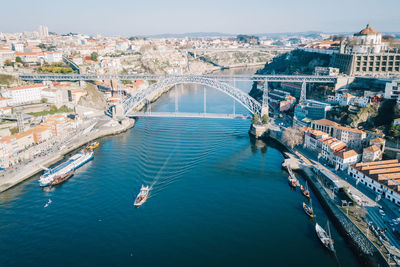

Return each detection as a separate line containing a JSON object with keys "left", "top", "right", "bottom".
{"left": 0, "top": 0, "right": 400, "bottom": 36}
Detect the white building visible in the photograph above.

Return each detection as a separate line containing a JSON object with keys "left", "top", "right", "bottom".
{"left": 351, "top": 24, "right": 387, "bottom": 54}
{"left": 384, "top": 80, "right": 400, "bottom": 101}
{"left": 8, "top": 84, "right": 47, "bottom": 105}
{"left": 348, "top": 160, "right": 400, "bottom": 205}
{"left": 38, "top": 25, "right": 49, "bottom": 39}
{"left": 12, "top": 43, "right": 24, "bottom": 52}
{"left": 44, "top": 52, "right": 63, "bottom": 64}
{"left": 362, "top": 145, "right": 382, "bottom": 162}
{"left": 334, "top": 149, "right": 360, "bottom": 171}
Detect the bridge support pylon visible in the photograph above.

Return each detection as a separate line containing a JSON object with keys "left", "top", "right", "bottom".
{"left": 261, "top": 80, "right": 269, "bottom": 118}
{"left": 112, "top": 104, "right": 125, "bottom": 120}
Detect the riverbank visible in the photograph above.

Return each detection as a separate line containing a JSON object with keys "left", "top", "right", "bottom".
{"left": 263, "top": 132, "right": 389, "bottom": 266}
{"left": 0, "top": 117, "right": 135, "bottom": 193}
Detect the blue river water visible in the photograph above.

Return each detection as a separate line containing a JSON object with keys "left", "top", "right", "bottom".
{"left": 0, "top": 68, "right": 360, "bottom": 266}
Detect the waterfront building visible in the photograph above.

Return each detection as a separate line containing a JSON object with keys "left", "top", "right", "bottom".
{"left": 348, "top": 160, "right": 400, "bottom": 205}
{"left": 334, "top": 149, "right": 360, "bottom": 171}
{"left": 304, "top": 129, "right": 329, "bottom": 152}
{"left": 311, "top": 119, "right": 366, "bottom": 150}
{"left": 334, "top": 125, "right": 366, "bottom": 150}
{"left": 8, "top": 84, "right": 47, "bottom": 105}
{"left": 362, "top": 145, "right": 381, "bottom": 162}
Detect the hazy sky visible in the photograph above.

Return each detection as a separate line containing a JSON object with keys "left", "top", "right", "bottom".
{"left": 1, "top": 0, "right": 399, "bottom": 36}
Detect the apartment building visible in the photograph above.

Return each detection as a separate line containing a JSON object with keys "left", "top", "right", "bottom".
{"left": 8, "top": 84, "right": 47, "bottom": 105}
{"left": 311, "top": 119, "right": 366, "bottom": 150}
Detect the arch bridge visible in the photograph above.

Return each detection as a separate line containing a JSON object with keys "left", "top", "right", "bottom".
{"left": 19, "top": 73, "right": 337, "bottom": 119}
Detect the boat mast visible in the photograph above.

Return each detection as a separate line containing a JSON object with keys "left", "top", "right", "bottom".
{"left": 327, "top": 220, "right": 331, "bottom": 239}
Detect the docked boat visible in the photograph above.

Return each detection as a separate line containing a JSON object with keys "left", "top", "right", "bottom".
{"left": 50, "top": 170, "right": 74, "bottom": 186}
{"left": 303, "top": 200, "right": 315, "bottom": 218}
{"left": 288, "top": 176, "right": 297, "bottom": 188}
{"left": 85, "top": 141, "right": 99, "bottom": 151}
{"left": 39, "top": 151, "right": 94, "bottom": 187}
{"left": 316, "top": 221, "right": 335, "bottom": 252}
{"left": 134, "top": 185, "right": 150, "bottom": 208}
{"left": 301, "top": 181, "right": 310, "bottom": 198}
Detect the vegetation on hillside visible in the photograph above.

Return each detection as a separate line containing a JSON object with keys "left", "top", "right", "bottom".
{"left": 29, "top": 105, "right": 73, "bottom": 117}
{"left": 0, "top": 74, "right": 19, "bottom": 86}
{"left": 37, "top": 63, "right": 75, "bottom": 74}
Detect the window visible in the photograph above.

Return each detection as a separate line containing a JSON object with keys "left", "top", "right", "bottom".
{"left": 390, "top": 56, "right": 394, "bottom": 60}
{"left": 383, "top": 56, "right": 387, "bottom": 60}
{"left": 357, "top": 56, "right": 361, "bottom": 60}
{"left": 389, "top": 67, "right": 393, "bottom": 71}
{"left": 369, "top": 67, "right": 373, "bottom": 71}
{"left": 362, "top": 67, "right": 366, "bottom": 71}
{"left": 364, "top": 56, "right": 368, "bottom": 60}
{"left": 382, "top": 67, "right": 386, "bottom": 71}
{"left": 356, "top": 67, "right": 360, "bottom": 71}
{"left": 370, "top": 56, "right": 374, "bottom": 60}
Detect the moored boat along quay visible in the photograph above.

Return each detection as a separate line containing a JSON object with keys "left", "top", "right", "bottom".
{"left": 259, "top": 126, "right": 390, "bottom": 266}
{"left": 0, "top": 117, "right": 134, "bottom": 193}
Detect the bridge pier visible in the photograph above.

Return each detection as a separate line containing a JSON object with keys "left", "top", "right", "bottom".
{"left": 112, "top": 104, "right": 124, "bottom": 120}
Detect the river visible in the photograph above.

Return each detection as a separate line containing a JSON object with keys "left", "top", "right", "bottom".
{"left": 0, "top": 68, "right": 360, "bottom": 266}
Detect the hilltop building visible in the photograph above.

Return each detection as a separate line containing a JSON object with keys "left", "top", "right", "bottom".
{"left": 331, "top": 24, "right": 400, "bottom": 76}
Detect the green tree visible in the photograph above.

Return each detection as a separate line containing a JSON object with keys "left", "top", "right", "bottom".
{"left": 390, "top": 123, "right": 400, "bottom": 139}
{"left": 262, "top": 114, "right": 269, "bottom": 124}
{"left": 10, "top": 127, "right": 18, "bottom": 135}
{"left": 15, "top": 56, "right": 23, "bottom": 63}
{"left": 90, "top": 52, "right": 99, "bottom": 61}
{"left": 252, "top": 113, "right": 260, "bottom": 124}
{"left": 41, "top": 98, "right": 48, "bottom": 103}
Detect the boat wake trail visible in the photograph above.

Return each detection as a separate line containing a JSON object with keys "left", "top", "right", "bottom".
{"left": 150, "top": 147, "right": 176, "bottom": 190}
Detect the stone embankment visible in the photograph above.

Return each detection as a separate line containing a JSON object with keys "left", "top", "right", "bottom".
{"left": 263, "top": 130, "right": 388, "bottom": 267}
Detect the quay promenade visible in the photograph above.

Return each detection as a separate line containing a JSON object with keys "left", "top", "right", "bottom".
{"left": 0, "top": 117, "right": 134, "bottom": 193}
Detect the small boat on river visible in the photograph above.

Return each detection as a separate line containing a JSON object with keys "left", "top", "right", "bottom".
{"left": 134, "top": 185, "right": 150, "bottom": 208}
{"left": 303, "top": 200, "right": 315, "bottom": 218}
{"left": 301, "top": 181, "right": 310, "bottom": 198}
{"left": 50, "top": 170, "right": 74, "bottom": 186}
{"left": 85, "top": 141, "right": 99, "bottom": 151}
{"left": 316, "top": 221, "right": 335, "bottom": 252}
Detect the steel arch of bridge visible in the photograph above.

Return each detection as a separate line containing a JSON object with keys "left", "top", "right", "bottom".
{"left": 122, "top": 76, "right": 262, "bottom": 117}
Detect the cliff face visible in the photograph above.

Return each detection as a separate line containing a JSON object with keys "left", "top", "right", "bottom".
{"left": 78, "top": 83, "right": 107, "bottom": 110}
{"left": 256, "top": 49, "right": 331, "bottom": 75}
{"left": 249, "top": 49, "right": 332, "bottom": 101}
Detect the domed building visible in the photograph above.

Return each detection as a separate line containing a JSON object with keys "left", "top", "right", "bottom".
{"left": 351, "top": 24, "right": 387, "bottom": 54}
{"left": 331, "top": 24, "right": 400, "bottom": 75}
